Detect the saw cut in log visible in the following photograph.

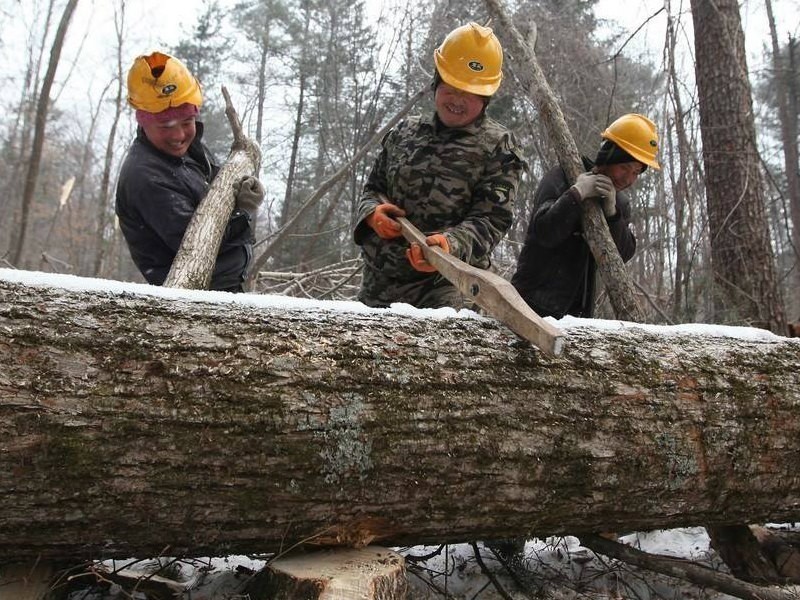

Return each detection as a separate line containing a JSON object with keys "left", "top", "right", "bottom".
{"left": 248, "top": 546, "right": 407, "bottom": 600}
{"left": 397, "top": 216, "right": 564, "bottom": 356}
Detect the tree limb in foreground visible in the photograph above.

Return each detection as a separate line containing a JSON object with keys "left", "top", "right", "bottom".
{"left": 163, "top": 86, "right": 261, "bottom": 290}
{"left": 581, "top": 534, "right": 795, "bottom": 600}
{"left": 481, "top": 0, "right": 644, "bottom": 322}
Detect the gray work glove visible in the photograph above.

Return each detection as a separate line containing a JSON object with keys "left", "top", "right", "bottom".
{"left": 599, "top": 179, "right": 617, "bottom": 217}
{"left": 233, "top": 176, "right": 265, "bottom": 216}
{"left": 572, "top": 172, "right": 617, "bottom": 217}
{"left": 572, "top": 172, "right": 614, "bottom": 200}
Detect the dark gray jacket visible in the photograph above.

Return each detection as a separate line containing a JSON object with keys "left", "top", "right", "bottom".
{"left": 511, "top": 158, "right": 636, "bottom": 318}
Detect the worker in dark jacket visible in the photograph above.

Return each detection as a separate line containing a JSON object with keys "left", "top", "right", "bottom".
{"left": 116, "top": 51, "right": 264, "bottom": 292}
{"left": 511, "top": 114, "right": 660, "bottom": 318}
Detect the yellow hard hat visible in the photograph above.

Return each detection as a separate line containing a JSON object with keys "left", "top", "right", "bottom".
{"left": 433, "top": 22, "right": 503, "bottom": 97}
{"left": 127, "top": 51, "right": 203, "bottom": 113}
{"left": 601, "top": 113, "right": 660, "bottom": 170}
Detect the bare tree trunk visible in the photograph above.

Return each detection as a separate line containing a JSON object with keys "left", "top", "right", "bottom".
{"left": 690, "top": 0, "right": 789, "bottom": 581}
{"left": 482, "top": 0, "right": 645, "bottom": 323}
{"left": 1, "top": 0, "right": 53, "bottom": 255}
{"left": 789, "top": 38, "right": 800, "bottom": 319}
{"left": 666, "top": 8, "right": 693, "bottom": 322}
{"left": 766, "top": 1, "right": 800, "bottom": 318}
{"left": 276, "top": 24, "right": 309, "bottom": 235}
{"left": 1, "top": 272, "right": 799, "bottom": 563}
{"left": 92, "top": 1, "right": 126, "bottom": 279}
{"left": 690, "top": 0, "right": 786, "bottom": 334}
{"left": 254, "top": 11, "right": 272, "bottom": 146}
{"left": 10, "top": 0, "right": 79, "bottom": 268}
{"left": 163, "top": 89, "right": 261, "bottom": 290}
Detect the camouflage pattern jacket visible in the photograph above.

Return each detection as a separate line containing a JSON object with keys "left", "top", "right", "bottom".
{"left": 353, "top": 112, "right": 525, "bottom": 308}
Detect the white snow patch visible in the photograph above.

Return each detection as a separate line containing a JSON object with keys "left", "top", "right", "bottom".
{"left": 0, "top": 268, "right": 484, "bottom": 322}
{"left": 557, "top": 315, "right": 788, "bottom": 343}
{"left": 4, "top": 269, "right": 793, "bottom": 344}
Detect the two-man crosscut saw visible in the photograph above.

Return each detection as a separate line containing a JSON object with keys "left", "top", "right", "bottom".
{"left": 396, "top": 216, "right": 565, "bottom": 356}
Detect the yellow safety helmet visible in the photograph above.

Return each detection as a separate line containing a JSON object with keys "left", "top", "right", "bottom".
{"left": 434, "top": 22, "right": 503, "bottom": 97}
{"left": 127, "top": 51, "right": 203, "bottom": 113}
{"left": 601, "top": 113, "right": 660, "bottom": 170}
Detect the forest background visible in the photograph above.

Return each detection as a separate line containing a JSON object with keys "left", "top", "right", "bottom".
{"left": 0, "top": 0, "right": 798, "bottom": 327}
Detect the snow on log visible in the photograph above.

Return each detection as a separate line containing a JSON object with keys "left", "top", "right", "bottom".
{"left": 1, "top": 270, "right": 799, "bottom": 563}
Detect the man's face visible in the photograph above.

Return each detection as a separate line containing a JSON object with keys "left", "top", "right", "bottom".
{"left": 598, "top": 161, "right": 644, "bottom": 191}
{"left": 434, "top": 82, "right": 486, "bottom": 128}
{"left": 142, "top": 117, "right": 197, "bottom": 158}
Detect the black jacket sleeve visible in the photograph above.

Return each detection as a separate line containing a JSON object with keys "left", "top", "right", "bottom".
{"left": 530, "top": 167, "right": 584, "bottom": 248}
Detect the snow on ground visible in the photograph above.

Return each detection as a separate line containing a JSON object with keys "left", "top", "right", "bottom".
{"left": 67, "top": 529, "right": 736, "bottom": 599}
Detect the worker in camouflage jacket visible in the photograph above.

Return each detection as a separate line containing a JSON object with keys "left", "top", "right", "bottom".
{"left": 353, "top": 22, "right": 526, "bottom": 309}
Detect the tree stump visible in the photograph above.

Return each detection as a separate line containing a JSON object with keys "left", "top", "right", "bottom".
{"left": 248, "top": 546, "right": 407, "bottom": 600}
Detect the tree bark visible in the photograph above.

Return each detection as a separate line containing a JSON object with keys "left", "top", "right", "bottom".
{"left": 10, "top": 0, "right": 79, "bottom": 268}
{"left": 690, "top": 0, "right": 786, "bottom": 333}
{"left": 666, "top": 10, "right": 693, "bottom": 323}
{"left": 690, "top": 0, "right": 791, "bottom": 580}
{"left": 482, "top": 0, "right": 645, "bottom": 323}
{"left": 0, "top": 272, "right": 799, "bottom": 563}
{"left": 765, "top": 3, "right": 800, "bottom": 318}
{"left": 163, "top": 87, "right": 261, "bottom": 290}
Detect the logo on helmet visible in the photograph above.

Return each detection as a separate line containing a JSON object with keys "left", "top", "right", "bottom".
{"left": 468, "top": 60, "right": 484, "bottom": 72}
{"left": 161, "top": 84, "right": 177, "bottom": 96}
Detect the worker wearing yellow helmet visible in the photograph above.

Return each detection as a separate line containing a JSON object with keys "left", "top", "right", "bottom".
{"left": 353, "top": 23, "right": 526, "bottom": 308}
{"left": 512, "top": 113, "right": 661, "bottom": 318}
{"left": 116, "top": 51, "right": 265, "bottom": 292}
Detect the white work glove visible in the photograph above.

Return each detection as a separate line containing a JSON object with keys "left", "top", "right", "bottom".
{"left": 572, "top": 173, "right": 617, "bottom": 217}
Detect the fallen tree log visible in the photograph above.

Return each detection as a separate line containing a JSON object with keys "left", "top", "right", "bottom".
{"left": 1, "top": 270, "right": 799, "bottom": 563}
